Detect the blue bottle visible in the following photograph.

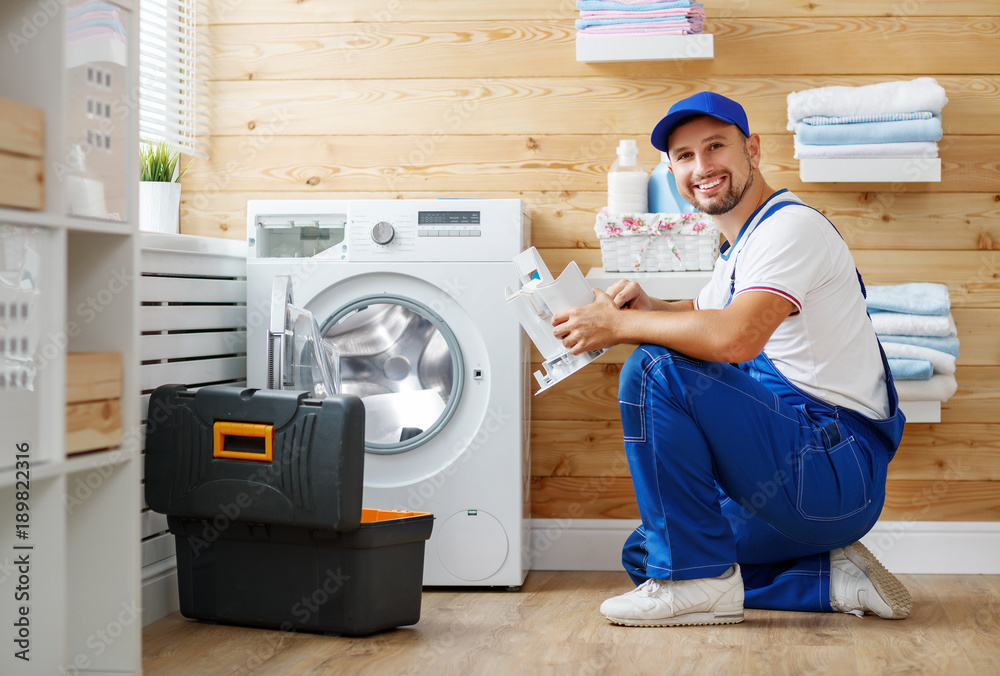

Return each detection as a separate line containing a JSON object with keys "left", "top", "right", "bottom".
{"left": 648, "top": 152, "right": 696, "bottom": 213}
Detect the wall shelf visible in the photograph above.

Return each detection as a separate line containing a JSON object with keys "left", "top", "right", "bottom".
{"left": 799, "top": 158, "right": 941, "bottom": 183}
{"left": 576, "top": 33, "right": 713, "bottom": 63}
{"left": 898, "top": 399, "right": 941, "bottom": 424}
{"left": 586, "top": 267, "right": 712, "bottom": 301}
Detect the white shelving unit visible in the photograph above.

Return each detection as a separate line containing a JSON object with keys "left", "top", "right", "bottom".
{"left": 799, "top": 157, "right": 941, "bottom": 183}
{"left": 586, "top": 268, "right": 940, "bottom": 423}
{"left": 0, "top": 2, "right": 141, "bottom": 674}
{"left": 576, "top": 33, "right": 713, "bottom": 62}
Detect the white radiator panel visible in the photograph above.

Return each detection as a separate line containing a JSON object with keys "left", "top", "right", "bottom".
{"left": 141, "top": 356, "right": 247, "bottom": 391}
{"left": 140, "top": 304, "right": 246, "bottom": 332}
{"left": 139, "top": 275, "right": 246, "bottom": 304}
{"left": 138, "top": 233, "right": 247, "bottom": 626}
{"left": 140, "top": 330, "right": 247, "bottom": 361}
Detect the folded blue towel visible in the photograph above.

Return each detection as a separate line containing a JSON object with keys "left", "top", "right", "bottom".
{"left": 794, "top": 116, "right": 942, "bottom": 145}
{"left": 888, "top": 358, "right": 934, "bottom": 381}
{"left": 866, "top": 283, "right": 950, "bottom": 316}
{"left": 67, "top": 1, "right": 123, "bottom": 19}
{"left": 879, "top": 334, "right": 959, "bottom": 359}
{"left": 576, "top": 17, "right": 699, "bottom": 29}
{"left": 800, "top": 112, "right": 934, "bottom": 126}
{"left": 577, "top": 0, "right": 701, "bottom": 10}
{"left": 66, "top": 17, "right": 127, "bottom": 37}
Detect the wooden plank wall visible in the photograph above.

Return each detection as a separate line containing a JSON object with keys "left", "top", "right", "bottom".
{"left": 182, "top": 0, "right": 1000, "bottom": 522}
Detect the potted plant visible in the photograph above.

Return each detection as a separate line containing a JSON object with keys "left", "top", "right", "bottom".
{"left": 139, "top": 140, "right": 191, "bottom": 233}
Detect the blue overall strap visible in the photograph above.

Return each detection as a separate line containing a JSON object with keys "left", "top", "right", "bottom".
{"left": 730, "top": 199, "right": 904, "bottom": 447}
{"left": 729, "top": 199, "right": 868, "bottom": 302}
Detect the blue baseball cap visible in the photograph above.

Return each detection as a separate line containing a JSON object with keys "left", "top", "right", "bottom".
{"left": 650, "top": 91, "right": 750, "bottom": 152}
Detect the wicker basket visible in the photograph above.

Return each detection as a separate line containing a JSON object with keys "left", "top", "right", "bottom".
{"left": 595, "top": 211, "right": 720, "bottom": 272}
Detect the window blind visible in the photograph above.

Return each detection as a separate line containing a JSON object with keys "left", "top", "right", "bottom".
{"left": 138, "top": 0, "right": 210, "bottom": 158}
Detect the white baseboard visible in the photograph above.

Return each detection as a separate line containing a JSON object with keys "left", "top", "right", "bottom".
{"left": 142, "top": 557, "right": 180, "bottom": 627}
{"left": 530, "top": 519, "right": 1000, "bottom": 575}
{"left": 858, "top": 521, "right": 1000, "bottom": 575}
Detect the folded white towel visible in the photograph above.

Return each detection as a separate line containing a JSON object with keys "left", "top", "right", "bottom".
{"left": 786, "top": 77, "right": 949, "bottom": 131}
{"left": 794, "top": 138, "right": 939, "bottom": 159}
{"left": 882, "top": 342, "right": 956, "bottom": 375}
{"left": 870, "top": 312, "right": 957, "bottom": 338}
{"left": 893, "top": 373, "right": 957, "bottom": 402}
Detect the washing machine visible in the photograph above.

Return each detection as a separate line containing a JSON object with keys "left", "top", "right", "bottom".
{"left": 246, "top": 198, "right": 531, "bottom": 587}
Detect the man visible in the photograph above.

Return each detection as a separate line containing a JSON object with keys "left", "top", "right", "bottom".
{"left": 552, "top": 92, "right": 911, "bottom": 627}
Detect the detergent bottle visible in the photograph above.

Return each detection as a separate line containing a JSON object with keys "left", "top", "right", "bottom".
{"left": 607, "top": 140, "right": 648, "bottom": 215}
{"left": 648, "top": 151, "right": 696, "bottom": 213}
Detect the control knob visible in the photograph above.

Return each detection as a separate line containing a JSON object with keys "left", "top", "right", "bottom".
{"left": 371, "top": 221, "right": 395, "bottom": 245}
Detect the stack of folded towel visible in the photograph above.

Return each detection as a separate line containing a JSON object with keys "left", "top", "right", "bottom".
{"left": 787, "top": 78, "right": 948, "bottom": 160}
{"left": 576, "top": 0, "right": 706, "bottom": 36}
{"left": 867, "top": 283, "right": 958, "bottom": 403}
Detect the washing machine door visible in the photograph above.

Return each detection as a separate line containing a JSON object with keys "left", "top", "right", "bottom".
{"left": 267, "top": 275, "right": 342, "bottom": 399}
{"left": 320, "top": 294, "right": 463, "bottom": 454}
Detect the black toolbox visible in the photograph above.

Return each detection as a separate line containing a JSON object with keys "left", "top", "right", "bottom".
{"left": 144, "top": 384, "right": 434, "bottom": 636}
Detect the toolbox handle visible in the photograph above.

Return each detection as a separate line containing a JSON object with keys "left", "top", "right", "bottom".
{"left": 213, "top": 421, "right": 274, "bottom": 462}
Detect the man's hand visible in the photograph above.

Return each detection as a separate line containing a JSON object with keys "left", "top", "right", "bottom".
{"left": 551, "top": 288, "right": 795, "bottom": 362}
{"left": 551, "top": 288, "right": 624, "bottom": 355}
{"left": 605, "top": 278, "right": 654, "bottom": 311}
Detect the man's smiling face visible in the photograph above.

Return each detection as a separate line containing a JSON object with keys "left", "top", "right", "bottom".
{"left": 667, "top": 116, "right": 756, "bottom": 217}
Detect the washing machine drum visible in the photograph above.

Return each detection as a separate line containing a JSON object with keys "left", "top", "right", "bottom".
{"left": 321, "top": 295, "right": 464, "bottom": 455}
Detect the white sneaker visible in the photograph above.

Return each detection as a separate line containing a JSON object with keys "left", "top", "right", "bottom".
{"left": 600, "top": 565, "right": 744, "bottom": 627}
{"left": 830, "top": 542, "right": 912, "bottom": 619}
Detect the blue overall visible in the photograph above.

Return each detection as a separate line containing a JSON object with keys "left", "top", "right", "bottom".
{"left": 618, "top": 200, "right": 906, "bottom": 613}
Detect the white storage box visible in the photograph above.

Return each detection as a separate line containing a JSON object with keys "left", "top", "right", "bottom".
{"left": 595, "top": 210, "right": 719, "bottom": 272}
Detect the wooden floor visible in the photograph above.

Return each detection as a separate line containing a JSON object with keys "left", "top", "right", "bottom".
{"left": 143, "top": 572, "right": 1000, "bottom": 675}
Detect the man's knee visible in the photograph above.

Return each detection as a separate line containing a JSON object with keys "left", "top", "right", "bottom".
{"left": 619, "top": 345, "right": 703, "bottom": 392}
{"left": 620, "top": 345, "right": 670, "bottom": 389}
{"left": 621, "top": 347, "right": 738, "bottom": 417}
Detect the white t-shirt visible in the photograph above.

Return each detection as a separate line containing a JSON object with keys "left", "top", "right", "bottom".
{"left": 695, "top": 190, "right": 890, "bottom": 419}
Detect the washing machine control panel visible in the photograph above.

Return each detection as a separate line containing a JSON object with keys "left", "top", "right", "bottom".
{"left": 248, "top": 198, "right": 528, "bottom": 262}
{"left": 347, "top": 200, "right": 525, "bottom": 262}
{"left": 349, "top": 208, "right": 418, "bottom": 257}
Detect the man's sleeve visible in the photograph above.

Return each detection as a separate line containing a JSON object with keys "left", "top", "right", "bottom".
{"left": 694, "top": 257, "right": 731, "bottom": 310}
{"left": 732, "top": 212, "right": 830, "bottom": 314}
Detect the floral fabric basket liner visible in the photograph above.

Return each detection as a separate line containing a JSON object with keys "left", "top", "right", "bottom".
{"left": 594, "top": 209, "right": 719, "bottom": 272}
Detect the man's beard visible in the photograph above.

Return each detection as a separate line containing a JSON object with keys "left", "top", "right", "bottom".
{"left": 690, "top": 173, "right": 749, "bottom": 215}
{"left": 683, "top": 146, "right": 755, "bottom": 216}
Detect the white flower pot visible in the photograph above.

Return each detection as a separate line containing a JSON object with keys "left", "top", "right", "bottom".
{"left": 139, "top": 181, "right": 181, "bottom": 234}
